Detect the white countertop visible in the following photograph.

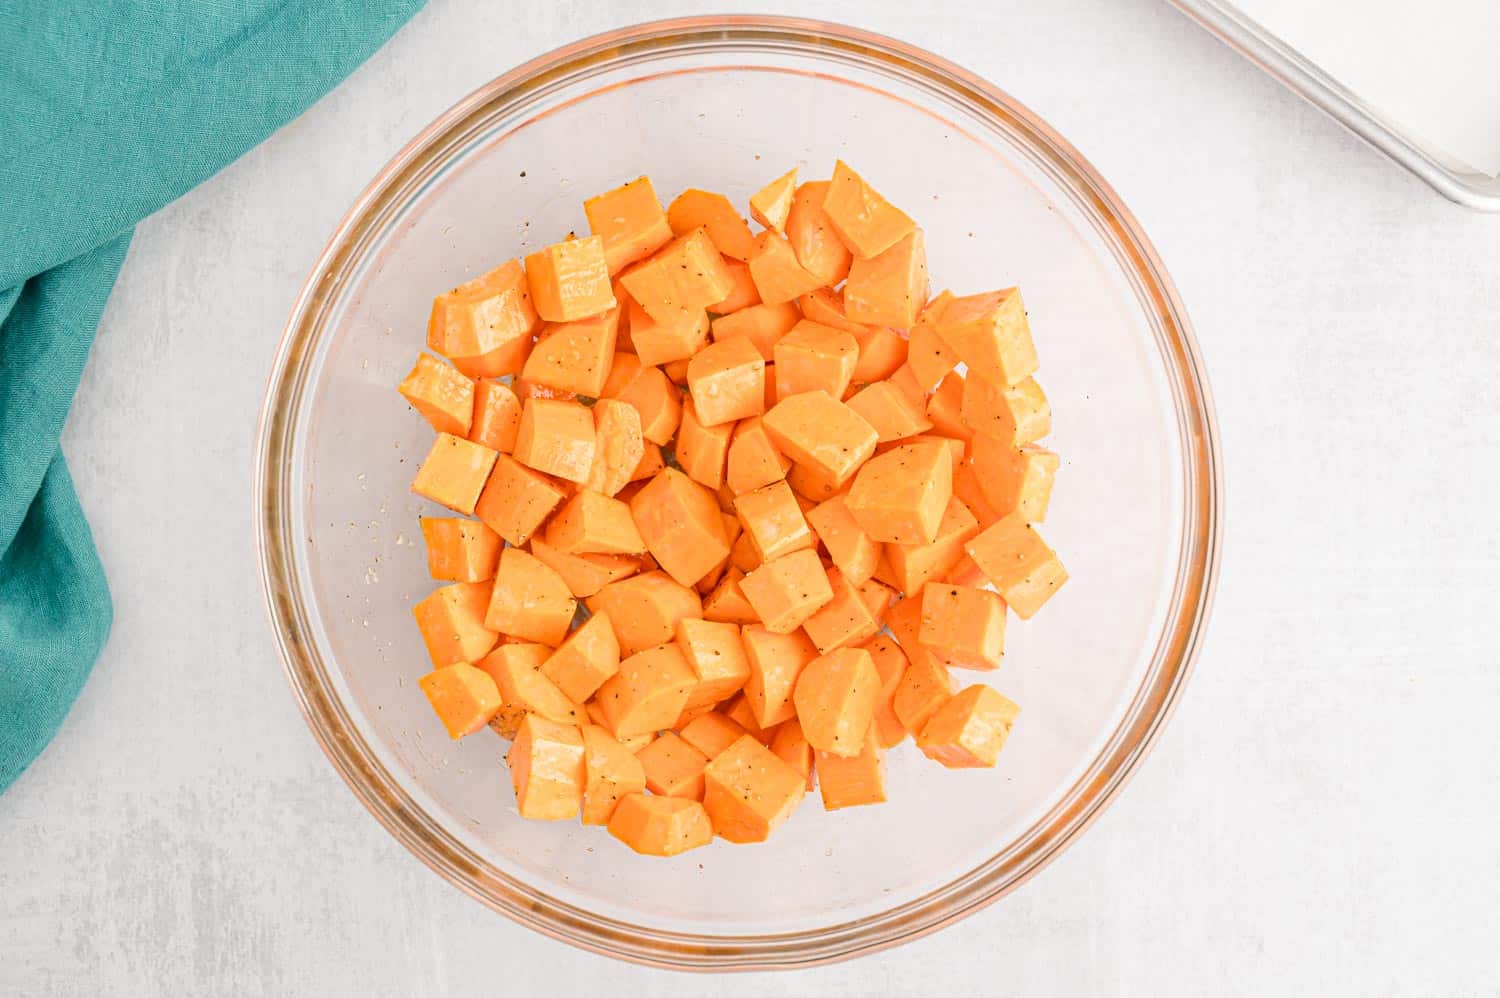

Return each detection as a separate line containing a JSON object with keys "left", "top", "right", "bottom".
{"left": 6, "top": 0, "right": 1499, "bottom": 993}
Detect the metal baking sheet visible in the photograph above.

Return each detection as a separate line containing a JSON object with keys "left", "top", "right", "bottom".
{"left": 1169, "top": 0, "right": 1500, "bottom": 211}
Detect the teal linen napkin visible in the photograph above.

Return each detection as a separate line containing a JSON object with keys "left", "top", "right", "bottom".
{"left": 0, "top": 0, "right": 425, "bottom": 792}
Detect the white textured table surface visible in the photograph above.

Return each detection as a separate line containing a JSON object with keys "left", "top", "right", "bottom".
{"left": 6, "top": 1, "right": 1499, "bottom": 994}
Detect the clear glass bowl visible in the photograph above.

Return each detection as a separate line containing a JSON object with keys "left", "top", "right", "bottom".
{"left": 255, "top": 16, "right": 1221, "bottom": 970}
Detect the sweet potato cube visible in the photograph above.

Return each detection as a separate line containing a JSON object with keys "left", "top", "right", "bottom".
{"left": 945, "top": 552, "right": 987, "bottom": 588}
{"left": 918, "top": 685, "right": 1021, "bottom": 768}
{"left": 802, "top": 569, "right": 881, "bottom": 653}
{"left": 821, "top": 160, "right": 914, "bottom": 259}
{"left": 484, "top": 547, "right": 577, "bottom": 646}
{"left": 418, "top": 663, "right": 501, "bottom": 738}
{"left": 427, "top": 259, "right": 539, "bottom": 375}
{"left": 636, "top": 731, "right": 709, "bottom": 800}
{"left": 674, "top": 399, "right": 733, "bottom": 490}
{"left": 793, "top": 647, "right": 879, "bottom": 757}
{"left": 844, "top": 440, "right": 953, "bottom": 545}
{"left": 762, "top": 391, "right": 879, "bottom": 490}
{"left": 627, "top": 297, "right": 710, "bottom": 366}
{"left": 711, "top": 301, "right": 800, "bottom": 361}
{"left": 749, "top": 168, "right": 798, "bottom": 235}
{"left": 892, "top": 653, "right": 955, "bottom": 735}
{"left": 722, "top": 691, "right": 780, "bottom": 745}
{"left": 580, "top": 398, "right": 645, "bottom": 497}
{"left": 786, "top": 180, "right": 852, "bottom": 286}
{"left": 952, "top": 457, "right": 1004, "bottom": 526}
{"left": 815, "top": 726, "right": 887, "bottom": 810}
{"left": 595, "top": 643, "right": 698, "bottom": 738}
{"left": 513, "top": 397, "right": 597, "bottom": 484}
{"left": 629, "top": 467, "right": 731, "bottom": 587}
{"left": 607, "top": 793, "right": 713, "bottom": 856}
{"left": 413, "top": 581, "right": 498, "bottom": 666}
{"left": 711, "top": 258, "right": 761, "bottom": 314}
{"left": 587, "top": 570, "right": 702, "bottom": 655}
{"left": 630, "top": 442, "right": 666, "bottom": 482}
{"left": 964, "top": 515, "right": 1068, "bottom": 619}
{"left": 471, "top": 455, "right": 563, "bottom": 547}
{"left": 864, "top": 635, "right": 911, "bottom": 748}
{"left": 768, "top": 717, "right": 815, "bottom": 791}
{"left": 747, "top": 231, "right": 824, "bottom": 305}
{"left": 773, "top": 321, "right": 859, "bottom": 402}
{"left": 850, "top": 326, "right": 909, "bottom": 384}
{"left": 667, "top": 189, "right": 757, "bottom": 261}
{"left": 858, "top": 576, "right": 897, "bottom": 624}
{"left": 741, "top": 624, "right": 818, "bottom": 728}
{"left": 524, "top": 236, "right": 615, "bottom": 323}
{"left": 726, "top": 416, "right": 791, "bottom": 495}
{"left": 844, "top": 229, "right": 928, "bottom": 330}
{"left": 846, "top": 380, "right": 932, "bottom": 443}
{"left": 522, "top": 307, "right": 620, "bottom": 396}
{"left": 702, "top": 567, "right": 760, "bottom": 624}
{"left": 886, "top": 496, "right": 981, "bottom": 594}
{"left": 476, "top": 643, "right": 586, "bottom": 725}
{"left": 604, "top": 354, "right": 682, "bottom": 445}
{"left": 584, "top": 176, "right": 674, "bottom": 275}
{"left": 906, "top": 291, "right": 958, "bottom": 392}
{"left": 919, "top": 582, "right": 1006, "bottom": 671}
{"left": 620, "top": 228, "right": 735, "bottom": 324}
{"left": 419, "top": 517, "right": 501, "bottom": 584}
{"left": 734, "top": 480, "right": 814, "bottom": 563}
{"left": 580, "top": 724, "right": 648, "bottom": 824}
{"left": 398, "top": 354, "right": 475, "bottom": 437}
{"left": 679, "top": 712, "right": 751, "bottom": 759}
{"left": 926, "top": 371, "right": 971, "bottom": 442}
{"left": 676, "top": 617, "right": 751, "bottom": 708}
{"left": 805, "top": 493, "right": 880, "bottom": 587}
{"left": 508, "top": 714, "right": 585, "bottom": 821}
{"left": 961, "top": 374, "right": 1050, "bottom": 447}
{"left": 412, "top": 433, "right": 499, "bottom": 516}
{"left": 934, "top": 287, "right": 1039, "bottom": 388}
{"left": 739, "top": 548, "right": 834, "bottom": 634}
{"left": 544, "top": 490, "right": 647, "bottom": 556}
{"left": 468, "top": 379, "right": 523, "bottom": 453}
{"left": 541, "top": 611, "right": 621, "bottom": 702}
{"left": 686, "top": 335, "right": 766, "bottom": 426}
{"left": 703, "top": 734, "right": 806, "bottom": 842}
{"left": 971, "top": 440, "right": 1059, "bottom": 524}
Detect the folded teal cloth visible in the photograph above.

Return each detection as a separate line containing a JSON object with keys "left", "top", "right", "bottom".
{"left": 0, "top": 0, "right": 424, "bottom": 792}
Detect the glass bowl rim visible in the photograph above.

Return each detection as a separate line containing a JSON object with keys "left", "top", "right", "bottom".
{"left": 253, "top": 13, "right": 1222, "bottom": 971}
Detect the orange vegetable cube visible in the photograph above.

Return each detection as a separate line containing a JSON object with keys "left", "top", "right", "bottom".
{"left": 580, "top": 724, "right": 648, "bottom": 825}
{"left": 474, "top": 453, "right": 566, "bottom": 546}
{"left": 686, "top": 335, "right": 766, "bottom": 427}
{"left": 793, "top": 647, "right": 879, "bottom": 756}
{"left": 863, "top": 634, "right": 911, "bottom": 748}
{"left": 702, "top": 567, "right": 760, "bottom": 624}
{"left": 884, "top": 593, "right": 924, "bottom": 653}
{"left": 749, "top": 168, "right": 798, "bottom": 235}
{"left": 667, "top": 189, "right": 757, "bottom": 261}
{"left": 944, "top": 551, "right": 987, "bottom": 588}
{"left": 821, "top": 160, "right": 915, "bottom": 259}
{"left": 919, "top": 582, "right": 1006, "bottom": 671}
{"left": 733, "top": 480, "right": 814, "bottom": 563}
{"left": 951, "top": 457, "right": 1004, "bottom": 526}
{"left": 892, "top": 660, "right": 955, "bottom": 737}
{"left": 729, "top": 528, "right": 762, "bottom": 574}
{"left": 513, "top": 397, "right": 597, "bottom": 484}
{"left": 427, "top": 259, "right": 539, "bottom": 376}
{"left": 586, "top": 570, "right": 702, "bottom": 655}
{"left": 521, "top": 307, "right": 620, "bottom": 396}
{"left": 806, "top": 493, "right": 880, "bottom": 587}
{"left": 604, "top": 354, "right": 682, "bottom": 445}
{"left": 484, "top": 546, "right": 577, "bottom": 646}
{"left": 703, "top": 734, "right": 806, "bottom": 843}
{"left": 845, "top": 380, "right": 933, "bottom": 443}
{"left": 801, "top": 568, "right": 880, "bottom": 653}
{"left": 768, "top": 717, "right": 815, "bottom": 791}
{"left": 627, "top": 298, "right": 710, "bottom": 366}
{"left": 420, "top": 517, "right": 502, "bottom": 583}
{"left": 773, "top": 321, "right": 859, "bottom": 401}
{"left": 679, "top": 712, "right": 751, "bottom": 759}
{"left": 468, "top": 379, "right": 523, "bottom": 453}
{"left": 850, "top": 326, "right": 909, "bottom": 385}
{"left": 918, "top": 684, "right": 1021, "bottom": 768}
{"left": 524, "top": 235, "right": 615, "bottom": 323}
{"left": 662, "top": 357, "right": 692, "bottom": 385}
{"left": 722, "top": 691, "right": 781, "bottom": 745}
{"left": 741, "top": 624, "right": 818, "bottom": 729}
{"left": 476, "top": 643, "right": 586, "bottom": 726}
{"left": 710, "top": 258, "right": 761, "bottom": 314}
{"left": 964, "top": 515, "right": 1068, "bottom": 619}
{"left": 508, "top": 714, "right": 585, "bottom": 821}
{"left": 636, "top": 731, "right": 709, "bottom": 800}
{"left": 583, "top": 176, "right": 674, "bottom": 275}
{"left": 858, "top": 576, "right": 897, "bottom": 623}
{"left": 711, "top": 301, "right": 801, "bottom": 361}
{"left": 934, "top": 287, "right": 1039, "bottom": 387}
{"left": 885, "top": 362, "right": 926, "bottom": 409}
{"left": 619, "top": 228, "right": 736, "bottom": 324}
{"left": 544, "top": 490, "right": 647, "bottom": 556}
{"left": 885, "top": 496, "right": 981, "bottom": 594}
{"left": 418, "top": 663, "right": 501, "bottom": 738}
{"left": 411, "top": 433, "right": 499, "bottom": 516}
{"left": 961, "top": 374, "right": 1050, "bottom": 447}
{"left": 844, "top": 439, "right": 953, "bottom": 545}
{"left": 815, "top": 726, "right": 887, "bottom": 810}
{"left": 739, "top": 548, "right": 834, "bottom": 634}
{"left": 796, "top": 286, "right": 872, "bottom": 337}
{"left": 607, "top": 793, "right": 713, "bottom": 856}
{"left": 971, "top": 440, "right": 1059, "bottom": 523}
{"left": 785, "top": 180, "right": 852, "bottom": 286}
{"left": 594, "top": 643, "right": 698, "bottom": 739}
{"left": 540, "top": 610, "right": 621, "bottom": 702}
{"left": 923, "top": 373, "right": 968, "bottom": 444}
{"left": 674, "top": 399, "right": 733, "bottom": 490}
{"left": 412, "top": 581, "right": 499, "bottom": 666}
{"left": 747, "top": 231, "right": 824, "bottom": 305}
{"left": 398, "top": 354, "right": 475, "bottom": 437}
{"left": 629, "top": 467, "right": 732, "bottom": 587}
{"left": 582, "top": 398, "right": 646, "bottom": 497}
{"left": 762, "top": 391, "right": 879, "bottom": 490}
{"left": 844, "top": 229, "right": 928, "bottom": 330}
{"left": 726, "top": 416, "right": 791, "bottom": 495}
{"left": 675, "top": 617, "right": 751, "bottom": 708}
{"left": 630, "top": 441, "right": 666, "bottom": 482}
{"left": 906, "top": 291, "right": 958, "bottom": 391}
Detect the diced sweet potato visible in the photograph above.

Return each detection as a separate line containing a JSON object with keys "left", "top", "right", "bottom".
{"left": 420, "top": 517, "right": 502, "bottom": 583}
{"left": 418, "top": 663, "right": 501, "bottom": 738}
{"left": 686, "top": 335, "right": 765, "bottom": 427}
{"left": 801, "top": 568, "right": 881, "bottom": 653}
{"left": 944, "top": 551, "right": 987, "bottom": 588}
{"left": 741, "top": 624, "right": 819, "bottom": 729}
{"left": 747, "top": 231, "right": 824, "bottom": 305}
{"left": 919, "top": 582, "right": 1006, "bottom": 670}
{"left": 703, "top": 734, "right": 806, "bottom": 842}
{"left": 674, "top": 399, "right": 733, "bottom": 490}
{"left": 620, "top": 228, "right": 736, "bottom": 325}
{"left": 951, "top": 457, "right": 1004, "bottom": 526}
{"left": 726, "top": 416, "right": 791, "bottom": 495}
{"left": 917, "top": 684, "right": 1021, "bottom": 768}
{"left": 749, "top": 168, "right": 798, "bottom": 235}
{"left": 524, "top": 236, "right": 615, "bottom": 322}
{"left": 892, "top": 653, "right": 955, "bottom": 735}
{"left": 474, "top": 454, "right": 565, "bottom": 546}
{"left": 733, "top": 480, "right": 815, "bottom": 563}
{"left": 541, "top": 610, "right": 621, "bottom": 702}
{"left": 581, "top": 724, "right": 648, "bottom": 824}
{"left": 508, "top": 714, "right": 585, "bottom": 820}
{"left": 793, "top": 647, "right": 879, "bottom": 757}
{"left": 594, "top": 643, "right": 698, "bottom": 738}
{"left": 844, "top": 229, "right": 927, "bottom": 330}
{"left": 399, "top": 354, "right": 475, "bottom": 437}
{"left": 805, "top": 493, "right": 880, "bottom": 587}
{"left": 579, "top": 398, "right": 645, "bottom": 497}
{"left": 926, "top": 371, "right": 971, "bottom": 442}
{"left": 544, "top": 490, "right": 647, "bottom": 556}
{"left": 711, "top": 301, "right": 800, "bottom": 361}
{"left": 585, "top": 176, "right": 674, "bottom": 275}
{"left": 587, "top": 570, "right": 702, "bottom": 655}
{"left": 679, "top": 711, "right": 750, "bottom": 759}
{"left": 528, "top": 540, "right": 639, "bottom": 602}
{"left": 710, "top": 258, "right": 761, "bottom": 314}
{"left": 522, "top": 307, "right": 620, "bottom": 396}
{"left": 815, "top": 726, "right": 887, "bottom": 810}
{"left": 607, "top": 793, "right": 713, "bottom": 856}
{"left": 906, "top": 291, "right": 958, "bottom": 392}
{"left": 850, "top": 326, "right": 909, "bottom": 385}
{"left": 963, "top": 514, "right": 1067, "bottom": 619}
{"left": 412, "top": 433, "right": 499, "bottom": 516}
{"left": 469, "top": 379, "right": 523, "bottom": 453}
{"left": 428, "top": 259, "right": 539, "bottom": 376}
{"left": 630, "top": 441, "right": 666, "bottom": 482}
{"left": 961, "top": 374, "right": 1050, "bottom": 447}
{"left": 885, "top": 496, "right": 981, "bottom": 594}
{"left": 702, "top": 567, "right": 760, "bottom": 624}
{"left": 773, "top": 321, "right": 858, "bottom": 402}
{"left": 513, "top": 397, "right": 597, "bottom": 484}
{"left": 413, "top": 581, "right": 498, "bottom": 666}
{"left": 863, "top": 634, "right": 911, "bottom": 748}
{"left": 845, "top": 380, "right": 932, "bottom": 443}
{"left": 821, "top": 161, "right": 914, "bottom": 259}
{"left": 762, "top": 391, "right": 879, "bottom": 491}
{"left": 628, "top": 298, "right": 711, "bottom": 366}
{"left": 604, "top": 354, "right": 682, "bottom": 445}
{"left": 785, "top": 181, "right": 852, "bottom": 286}
{"left": 636, "top": 731, "right": 709, "bottom": 800}
{"left": 844, "top": 440, "right": 953, "bottom": 545}
{"left": 933, "top": 287, "right": 1039, "bottom": 387}
{"left": 629, "top": 467, "right": 732, "bottom": 588}
{"left": 675, "top": 617, "right": 751, "bottom": 708}
{"left": 739, "top": 548, "right": 834, "bottom": 634}
{"left": 484, "top": 547, "right": 577, "bottom": 646}
{"left": 476, "top": 643, "right": 586, "bottom": 726}
{"left": 768, "top": 717, "right": 815, "bottom": 791}
{"left": 970, "top": 440, "right": 1059, "bottom": 524}
{"left": 668, "top": 189, "right": 758, "bottom": 261}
